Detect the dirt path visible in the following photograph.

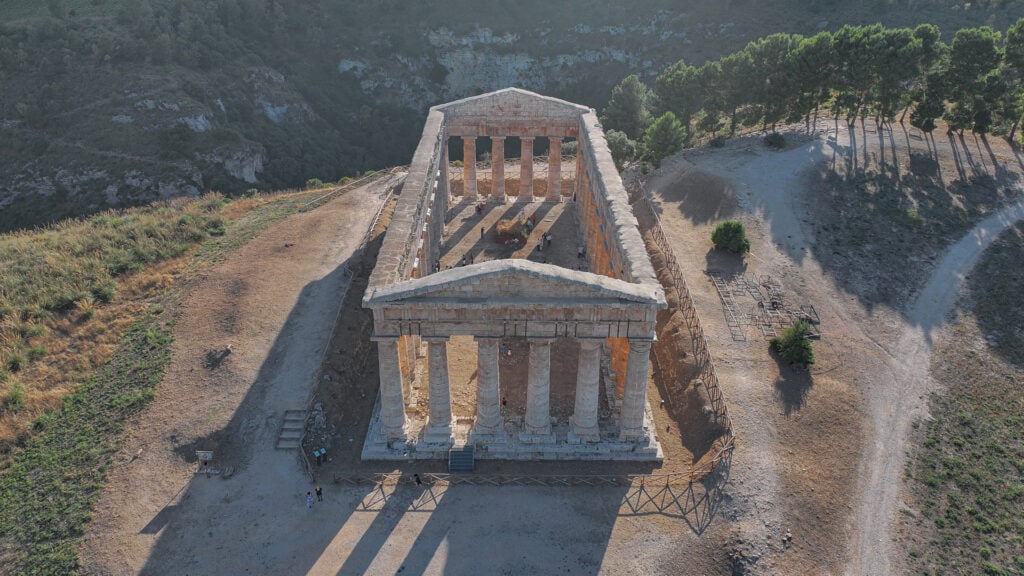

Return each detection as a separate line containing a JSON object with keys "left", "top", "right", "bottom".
{"left": 79, "top": 176, "right": 397, "bottom": 574}
{"left": 855, "top": 196, "right": 1024, "bottom": 576}
{"left": 646, "top": 120, "right": 1024, "bottom": 574}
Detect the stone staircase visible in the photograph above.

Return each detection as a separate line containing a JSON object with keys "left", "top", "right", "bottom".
{"left": 276, "top": 410, "right": 307, "bottom": 450}
{"left": 448, "top": 445, "right": 475, "bottom": 472}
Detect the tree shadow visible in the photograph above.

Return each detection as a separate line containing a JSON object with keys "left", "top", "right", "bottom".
{"left": 704, "top": 247, "right": 747, "bottom": 282}
{"left": 772, "top": 360, "right": 814, "bottom": 416}
{"left": 804, "top": 123, "right": 1015, "bottom": 315}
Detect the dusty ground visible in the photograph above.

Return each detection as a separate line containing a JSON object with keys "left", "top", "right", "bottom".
{"left": 642, "top": 119, "right": 1024, "bottom": 574}
{"left": 78, "top": 175, "right": 399, "bottom": 573}
{"left": 79, "top": 120, "right": 1024, "bottom": 575}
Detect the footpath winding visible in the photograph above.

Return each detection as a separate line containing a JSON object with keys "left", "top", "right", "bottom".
{"left": 855, "top": 196, "right": 1024, "bottom": 576}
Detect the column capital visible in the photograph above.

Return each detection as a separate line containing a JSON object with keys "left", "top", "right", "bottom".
{"left": 577, "top": 337, "right": 604, "bottom": 350}
{"left": 491, "top": 135, "right": 506, "bottom": 141}
{"left": 520, "top": 136, "right": 535, "bottom": 142}
{"left": 422, "top": 335, "right": 450, "bottom": 343}
{"left": 474, "top": 335, "right": 504, "bottom": 342}
{"left": 628, "top": 337, "right": 655, "bottom": 351}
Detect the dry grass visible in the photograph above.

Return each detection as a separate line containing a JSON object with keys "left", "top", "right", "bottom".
{"left": 0, "top": 189, "right": 317, "bottom": 464}
{"left": 901, "top": 225, "right": 1024, "bottom": 575}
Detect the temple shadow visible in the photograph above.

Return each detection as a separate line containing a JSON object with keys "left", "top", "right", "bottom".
{"left": 336, "top": 481, "right": 630, "bottom": 575}
{"left": 618, "top": 449, "right": 731, "bottom": 535}
{"left": 138, "top": 255, "right": 376, "bottom": 575}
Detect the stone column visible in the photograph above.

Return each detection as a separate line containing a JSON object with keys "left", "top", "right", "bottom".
{"left": 522, "top": 338, "right": 553, "bottom": 439}
{"left": 463, "top": 136, "right": 478, "bottom": 201}
{"left": 573, "top": 137, "right": 584, "bottom": 200}
{"left": 373, "top": 336, "right": 407, "bottom": 441}
{"left": 569, "top": 338, "right": 602, "bottom": 442}
{"left": 473, "top": 337, "right": 502, "bottom": 437}
{"left": 620, "top": 338, "right": 653, "bottom": 441}
{"left": 439, "top": 142, "right": 451, "bottom": 204}
{"left": 491, "top": 136, "right": 506, "bottom": 203}
{"left": 519, "top": 136, "right": 534, "bottom": 201}
{"left": 423, "top": 336, "right": 454, "bottom": 445}
{"left": 547, "top": 137, "right": 562, "bottom": 201}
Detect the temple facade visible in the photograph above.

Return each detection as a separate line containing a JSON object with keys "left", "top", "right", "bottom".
{"left": 362, "top": 88, "right": 666, "bottom": 461}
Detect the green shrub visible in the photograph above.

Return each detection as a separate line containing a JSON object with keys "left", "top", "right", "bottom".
{"left": 605, "top": 129, "right": 637, "bottom": 170}
{"left": 711, "top": 220, "right": 751, "bottom": 254}
{"left": 6, "top": 352, "right": 26, "bottom": 373}
{"left": 764, "top": 132, "right": 786, "bottom": 149}
{"left": 2, "top": 381, "right": 25, "bottom": 414}
{"left": 770, "top": 320, "right": 815, "bottom": 368}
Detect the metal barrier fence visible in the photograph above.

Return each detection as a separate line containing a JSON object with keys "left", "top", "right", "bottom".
{"left": 300, "top": 166, "right": 405, "bottom": 212}
{"left": 633, "top": 191, "right": 736, "bottom": 474}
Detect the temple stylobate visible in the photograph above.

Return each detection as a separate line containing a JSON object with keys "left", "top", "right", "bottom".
{"left": 362, "top": 88, "right": 666, "bottom": 461}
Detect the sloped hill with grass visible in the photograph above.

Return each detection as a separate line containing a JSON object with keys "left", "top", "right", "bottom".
{"left": 0, "top": 186, "right": 332, "bottom": 572}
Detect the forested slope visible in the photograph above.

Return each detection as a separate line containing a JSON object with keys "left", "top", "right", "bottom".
{"left": 1, "top": 0, "right": 1020, "bottom": 231}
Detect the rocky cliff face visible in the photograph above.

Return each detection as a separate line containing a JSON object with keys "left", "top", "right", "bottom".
{"left": 0, "top": 1, "right": 1006, "bottom": 231}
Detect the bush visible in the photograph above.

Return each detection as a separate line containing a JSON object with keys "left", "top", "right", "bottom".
{"left": 764, "top": 132, "right": 786, "bottom": 149}
{"left": 709, "top": 135, "right": 726, "bottom": 148}
{"left": 2, "top": 381, "right": 25, "bottom": 414}
{"left": 605, "top": 129, "right": 637, "bottom": 171}
{"left": 770, "top": 320, "right": 815, "bottom": 367}
{"left": 711, "top": 221, "right": 751, "bottom": 254}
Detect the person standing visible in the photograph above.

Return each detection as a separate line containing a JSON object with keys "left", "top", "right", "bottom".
{"left": 545, "top": 233, "right": 552, "bottom": 247}
{"left": 315, "top": 486, "right": 323, "bottom": 502}
{"left": 306, "top": 491, "right": 314, "bottom": 509}
{"left": 480, "top": 226, "right": 485, "bottom": 238}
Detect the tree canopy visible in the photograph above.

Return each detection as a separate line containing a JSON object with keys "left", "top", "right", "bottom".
{"left": 642, "top": 112, "right": 686, "bottom": 167}
{"left": 648, "top": 19, "right": 1024, "bottom": 139}
{"left": 601, "top": 75, "right": 652, "bottom": 140}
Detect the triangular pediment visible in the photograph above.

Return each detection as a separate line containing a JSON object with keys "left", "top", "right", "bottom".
{"left": 364, "top": 259, "right": 663, "bottom": 306}
{"left": 435, "top": 88, "right": 589, "bottom": 119}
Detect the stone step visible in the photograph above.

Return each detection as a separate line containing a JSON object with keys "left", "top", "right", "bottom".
{"left": 448, "top": 446, "right": 475, "bottom": 472}
{"left": 276, "top": 410, "right": 308, "bottom": 450}
{"left": 276, "top": 438, "right": 302, "bottom": 450}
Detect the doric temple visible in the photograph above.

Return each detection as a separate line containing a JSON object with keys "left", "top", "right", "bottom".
{"left": 362, "top": 88, "right": 666, "bottom": 461}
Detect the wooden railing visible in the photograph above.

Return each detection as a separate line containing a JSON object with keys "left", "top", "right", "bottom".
{"left": 633, "top": 190, "right": 736, "bottom": 477}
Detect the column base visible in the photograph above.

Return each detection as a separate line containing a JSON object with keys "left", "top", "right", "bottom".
{"left": 471, "top": 427, "right": 508, "bottom": 446}
{"left": 518, "top": 430, "right": 556, "bottom": 444}
{"left": 569, "top": 418, "right": 600, "bottom": 443}
{"left": 384, "top": 424, "right": 408, "bottom": 443}
{"left": 422, "top": 420, "right": 454, "bottom": 446}
{"left": 618, "top": 426, "right": 648, "bottom": 442}
{"left": 471, "top": 417, "right": 502, "bottom": 437}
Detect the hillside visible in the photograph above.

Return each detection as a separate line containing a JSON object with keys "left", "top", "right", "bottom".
{"left": 2, "top": 0, "right": 1021, "bottom": 231}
